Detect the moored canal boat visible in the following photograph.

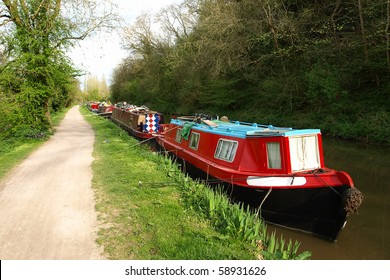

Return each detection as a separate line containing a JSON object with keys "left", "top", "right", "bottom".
{"left": 97, "top": 102, "right": 114, "bottom": 118}
{"left": 87, "top": 101, "right": 99, "bottom": 112}
{"left": 111, "top": 105, "right": 164, "bottom": 140}
{"left": 155, "top": 115, "right": 363, "bottom": 241}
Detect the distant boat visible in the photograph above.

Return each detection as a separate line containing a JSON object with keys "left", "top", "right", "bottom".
{"left": 97, "top": 102, "right": 114, "bottom": 118}
{"left": 155, "top": 115, "right": 363, "bottom": 241}
{"left": 87, "top": 101, "right": 99, "bottom": 113}
{"left": 111, "top": 104, "right": 164, "bottom": 140}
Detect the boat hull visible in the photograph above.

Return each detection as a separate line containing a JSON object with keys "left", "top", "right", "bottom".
{"left": 251, "top": 186, "right": 348, "bottom": 241}
{"left": 156, "top": 139, "right": 350, "bottom": 241}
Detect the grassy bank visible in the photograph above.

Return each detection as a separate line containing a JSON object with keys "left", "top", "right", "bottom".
{"left": 81, "top": 106, "right": 310, "bottom": 260}
{"left": 0, "top": 107, "right": 70, "bottom": 179}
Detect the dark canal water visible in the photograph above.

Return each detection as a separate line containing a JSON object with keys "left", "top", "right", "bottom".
{"left": 267, "top": 137, "right": 390, "bottom": 260}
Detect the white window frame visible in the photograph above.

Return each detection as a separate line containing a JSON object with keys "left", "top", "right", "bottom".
{"left": 175, "top": 128, "right": 183, "bottom": 143}
{"left": 214, "top": 139, "right": 239, "bottom": 162}
{"left": 266, "top": 142, "right": 282, "bottom": 169}
{"left": 189, "top": 132, "right": 200, "bottom": 150}
{"left": 289, "top": 135, "right": 320, "bottom": 172}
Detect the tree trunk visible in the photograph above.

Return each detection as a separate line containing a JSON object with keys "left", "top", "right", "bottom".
{"left": 386, "top": 0, "right": 390, "bottom": 71}
{"left": 330, "top": 0, "right": 341, "bottom": 44}
{"left": 261, "top": 2, "right": 280, "bottom": 51}
{"left": 45, "top": 100, "right": 53, "bottom": 129}
{"left": 357, "top": 0, "right": 369, "bottom": 63}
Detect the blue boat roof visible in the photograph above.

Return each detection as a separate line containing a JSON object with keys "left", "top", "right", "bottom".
{"left": 170, "top": 118, "right": 321, "bottom": 138}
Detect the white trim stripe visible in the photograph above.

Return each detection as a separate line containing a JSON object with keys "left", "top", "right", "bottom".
{"left": 247, "top": 176, "right": 307, "bottom": 187}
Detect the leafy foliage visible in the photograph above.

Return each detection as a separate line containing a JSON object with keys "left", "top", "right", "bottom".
{"left": 0, "top": 0, "right": 117, "bottom": 140}
{"left": 111, "top": 0, "right": 390, "bottom": 144}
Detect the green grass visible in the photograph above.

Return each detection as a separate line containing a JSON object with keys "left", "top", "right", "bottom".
{"left": 0, "top": 139, "right": 43, "bottom": 179}
{"left": 51, "top": 107, "right": 70, "bottom": 127}
{"left": 0, "top": 105, "right": 311, "bottom": 260}
{"left": 81, "top": 106, "right": 311, "bottom": 260}
{"left": 82, "top": 107, "right": 256, "bottom": 259}
{"left": 0, "top": 107, "right": 71, "bottom": 180}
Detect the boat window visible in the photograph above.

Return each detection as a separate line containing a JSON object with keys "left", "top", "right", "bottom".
{"left": 175, "top": 128, "right": 183, "bottom": 143}
{"left": 189, "top": 132, "right": 200, "bottom": 150}
{"left": 267, "top": 142, "right": 282, "bottom": 169}
{"left": 214, "top": 139, "right": 238, "bottom": 162}
{"left": 289, "top": 135, "right": 320, "bottom": 172}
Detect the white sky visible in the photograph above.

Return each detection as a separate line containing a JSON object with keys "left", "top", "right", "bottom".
{"left": 68, "top": 0, "right": 183, "bottom": 85}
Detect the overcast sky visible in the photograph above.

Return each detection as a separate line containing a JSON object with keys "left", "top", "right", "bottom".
{"left": 68, "top": 0, "right": 183, "bottom": 85}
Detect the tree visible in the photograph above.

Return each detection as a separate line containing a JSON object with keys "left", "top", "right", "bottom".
{"left": 111, "top": 0, "right": 389, "bottom": 143}
{"left": 0, "top": 0, "right": 118, "bottom": 137}
{"left": 83, "top": 74, "right": 109, "bottom": 101}
{"left": 387, "top": 0, "right": 390, "bottom": 71}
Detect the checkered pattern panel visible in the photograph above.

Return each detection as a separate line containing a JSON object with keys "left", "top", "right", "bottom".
{"left": 144, "top": 114, "right": 160, "bottom": 133}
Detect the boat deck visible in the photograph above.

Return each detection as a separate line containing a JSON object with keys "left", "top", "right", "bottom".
{"left": 171, "top": 119, "right": 320, "bottom": 138}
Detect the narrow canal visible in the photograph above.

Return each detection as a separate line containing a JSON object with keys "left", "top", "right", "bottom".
{"left": 267, "top": 137, "right": 390, "bottom": 260}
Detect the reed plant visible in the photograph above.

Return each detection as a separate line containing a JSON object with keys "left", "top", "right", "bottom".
{"left": 154, "top": 154, "right": 311, "bottom": 260}
{"left": 262, "top": 232, "right": 312, "bottom": 260}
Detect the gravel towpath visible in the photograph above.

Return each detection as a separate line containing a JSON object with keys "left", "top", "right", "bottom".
{"left": 0, "top": 106, "right": 103, "bottom": 259}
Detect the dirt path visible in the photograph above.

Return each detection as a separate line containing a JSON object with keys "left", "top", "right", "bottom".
{"left": 0, "top": 106, "right": 103, "bottom": 259}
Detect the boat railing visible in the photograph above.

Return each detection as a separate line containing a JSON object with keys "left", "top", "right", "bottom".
{"left": 177, "top": 116, "right": 197, "bottom": 121}
{"left": 228, "top": 120, "right": 272, "bottom": 128}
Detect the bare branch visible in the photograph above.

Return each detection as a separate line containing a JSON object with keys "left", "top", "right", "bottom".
{"left": 386, "top": 0, "right": 390, "bottom": 71}
{"left": 31, "top": 0, "right": 48, "bottom": 21}
{"left": 1, "top": 0, "right": 23, "bottom": 27}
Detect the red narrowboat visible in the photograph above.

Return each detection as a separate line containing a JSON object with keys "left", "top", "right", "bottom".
{"left": 156, "top": 116, "right": 363, "bottom": 241}
{"left": 87, "top": 101, "right": 99, "bottom": 112}
{"left": 111, "top": 105, "right": 163, "bottom": 140}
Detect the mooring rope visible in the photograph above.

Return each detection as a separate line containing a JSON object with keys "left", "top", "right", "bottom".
{"left": 256, "top": 187, "right": 273, "bottom": 218}
{"left": 128, "top": 125, "right": 178, "bottom": 148}
{"left": 312, "top": 170, "right": 363, "bottom": 215}
{"left": 312, "top": 171, "right": 344, "bottom": 198}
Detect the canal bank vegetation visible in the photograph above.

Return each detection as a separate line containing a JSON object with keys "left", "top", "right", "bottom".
{"left": 81, "top": 106, "right": 311, "bottom": 260}
{"left": 111, "top": 0, "right": 390, "bottom": 145}
{"left": 0, "top": 1, "right": 118, "bottom": 142}
{"left": 0, "top": 107, "right": 69, "bottom": 179}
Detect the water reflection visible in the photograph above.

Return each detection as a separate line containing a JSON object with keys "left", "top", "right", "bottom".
{"left": 267, "top": 137, "right": 390, "bottom": 260}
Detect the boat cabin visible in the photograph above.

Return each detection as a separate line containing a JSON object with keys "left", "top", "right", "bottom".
{"left": 165, "top": 119, "right": 325, "bottom": 175}
{"left": 112, "top": 106, "right": 163, "bottom": 135}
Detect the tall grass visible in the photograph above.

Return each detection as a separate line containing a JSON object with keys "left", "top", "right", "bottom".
{"left": 154, "top": 154, "right": 311, "bottom": 260}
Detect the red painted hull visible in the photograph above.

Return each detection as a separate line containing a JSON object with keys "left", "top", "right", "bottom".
{"left": 155, "top": 120, "right": 363, "bottom": 241}
{"left": 159, "top": 135, "right": 352, "bottom": 189}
